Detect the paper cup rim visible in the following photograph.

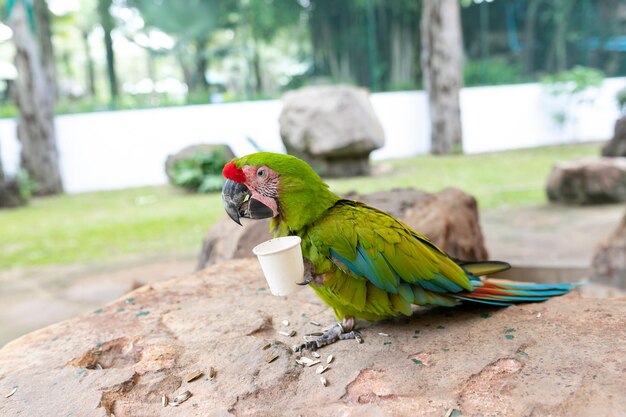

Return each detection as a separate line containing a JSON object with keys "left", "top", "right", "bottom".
{"left": 252, "top": 236, "right": 302, "bottom": 257}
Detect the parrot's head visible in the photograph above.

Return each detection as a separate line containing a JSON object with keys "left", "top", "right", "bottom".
{"left": 221, "top": 152, "right": 339, "bottom": 231}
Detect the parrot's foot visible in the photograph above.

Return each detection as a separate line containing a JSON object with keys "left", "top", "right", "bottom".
{"left": 296, "top": 258, "right": 325, "bottom": 286}
{"left": 294, "top": 317, "right": 361, "bottom": 352}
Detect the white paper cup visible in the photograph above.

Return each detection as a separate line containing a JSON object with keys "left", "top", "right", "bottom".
{"left": 252, "top": 236, "right": 304, "bottom": 296}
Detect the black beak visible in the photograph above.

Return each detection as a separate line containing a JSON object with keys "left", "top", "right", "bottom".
{"left": 221, "top": 179, "right": 275, "bottom": 226}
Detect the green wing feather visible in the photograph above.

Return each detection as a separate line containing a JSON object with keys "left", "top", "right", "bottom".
{"left": 303, "top": 200, "right": 474, "bottom": 320}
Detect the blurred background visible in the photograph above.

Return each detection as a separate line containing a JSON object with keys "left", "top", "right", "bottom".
{"left": 0, "top": 0, "right": 625, "bottom": 347}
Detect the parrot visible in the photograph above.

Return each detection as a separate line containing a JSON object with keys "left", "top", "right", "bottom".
{"left": 221, "top": 152, "right": 581, "bottom": 351}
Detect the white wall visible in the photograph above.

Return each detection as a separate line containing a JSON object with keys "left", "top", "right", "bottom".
{"left": 0, "top": 78, "right": 623, "bottom": 194}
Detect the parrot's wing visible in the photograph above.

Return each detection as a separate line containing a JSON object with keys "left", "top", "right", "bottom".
{"left": 315, "top": 200, "right": 475, "bottom": 297}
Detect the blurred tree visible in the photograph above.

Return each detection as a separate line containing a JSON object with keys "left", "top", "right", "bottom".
{"left": 128, "top": 0, "right": 233, "bottom": 94}
{"left": 239, "top": 0, "right": 302, "bottom": 96}
{"left": 421, "top": 0, "right": 463, "bottom": 155}
{"left": 6, "top": 0, "right": 63, "bottom": 194}
{"left": 77, "top": 0, "right": 99, "bottom": 97}
{"left": 98, "top": 0, "right": 118, "bottom": 104}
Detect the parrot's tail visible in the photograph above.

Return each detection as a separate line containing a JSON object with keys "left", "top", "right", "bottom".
{"left": 452, "top": 278, "right": 585, "bottom": 306}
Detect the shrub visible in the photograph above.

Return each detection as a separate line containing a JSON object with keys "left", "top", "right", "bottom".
{"left": 169, "top": 148, "right": 230, "bottom": 193}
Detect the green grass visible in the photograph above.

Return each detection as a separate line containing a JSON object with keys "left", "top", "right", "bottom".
{"left": 0, "top": 143, "right": 600, "bottom": 269}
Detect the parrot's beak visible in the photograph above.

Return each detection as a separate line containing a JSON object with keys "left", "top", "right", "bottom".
{"left": 221, "top": 179, "right": 274, "bottom": 226}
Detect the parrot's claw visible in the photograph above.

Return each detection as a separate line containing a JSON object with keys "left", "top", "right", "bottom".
{"left": 294, "top": 318, "right": 360, "bottom": 352}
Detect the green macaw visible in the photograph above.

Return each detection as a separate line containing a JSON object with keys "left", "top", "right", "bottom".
{"left": 221, "top": 152, "right": 579, "bottom": 350}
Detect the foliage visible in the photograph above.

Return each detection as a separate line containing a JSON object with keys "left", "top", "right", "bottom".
{"left": 541, "top": 66, "right": 604, "bottom": 128}
{"left": 464, "top": 57, "right": 529, "bottom": 87}
{"left": 169, "top": 148, "right": 230, "bottom": 193}
{"left": 617, "top": 86, "right": 626, "bottom": 113}
{"left": 0, "top": 143, "right": 600, "bottom": 269}
{"left": 541, "top": 66, "right": 604, "bottom": 99}
{"left": 15, "top": 168, "right": 38, "bottom": 200}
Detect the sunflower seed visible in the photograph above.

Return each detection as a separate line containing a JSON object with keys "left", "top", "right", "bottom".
{"left": 305, "top": 332, "right": 323, "bottom": 337}
{"left": 161, "top": 395, "right": 168, "bottom": 407}
{"left": 185, "top": 370, "right": 204, "bottom": 383}
{"left": 378, "top": 332, "right": 390, "bottom": 337}
{"left": 355, "top": 333, "right": 363, "bottom": 344}
{"left": 265, "top": 352, "right": 279, "bottom": 363}
{"left": 169, "top": 390, "right": 191, "bottom": 407}
{"left": 327, "top": 354, "right": 334, "bottom": 364}
{"left": 279, "top": 330, "right": 296, "bottom": 337}
{"left": 5, "top": 387, "right": 17, "bottom": 398}
{"left": 320, "top": 376, "right": 328, "bottom": 387}
{"left": 95, "top": 363, "right": 103, "bottom": 370}
{"left": 281, "top": 320, "right": 289, "bottom": 326}
{"left": 260, "top": 342, "right": 272, "bottom": 350}
{"left": 311, "top": 351, "right": 320, "bottom": 358}
{"left": 298, "top": 357, "right": 315, "bottom": 366}
{"left": 310, "top": 321, "right": 321, "bottom": 326}
{"left": 209, "top": 367, "right": 216, "bottom": 379}
{"left": 316, "top": 365, "right": 329, "bottom": 374}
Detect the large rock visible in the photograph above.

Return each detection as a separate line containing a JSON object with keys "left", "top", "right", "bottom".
{"left": 0, "top": 178, "right": 26, "bottom": 208}
{"left": 197, "top": 188, "right": 488, "bottom": 270}
{"left": 591, "top": 208, "right": 626, "bottom": 289}
{"left": 601, "top": 115, "right": 626, "bottom": 157}
{"left": 164, "top": 144, "right": 235, "bottom": 184}
{"left": 546, "top": 157, "right": 626, "bottom": 204}
{"left": 0, "top": 259, "right": 624, "bottom": 417}
{"left": 279, "top": 85, "right": 384, "bottom": 177}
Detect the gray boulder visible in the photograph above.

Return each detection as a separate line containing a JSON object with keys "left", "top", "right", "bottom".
{"left": 164, "top": 144, "right": 234, "bottom": 184}
{"left": 279, "top": 85, "right": 384, "bottom": 177}
{"left": 591, "top": 208, "right": 626, "bottom": 289}
{"left": 601, "top": 115, "right": 626, "bottom": 157}
{"left": 546, "top": 157, "right": 626, "bottom": 204}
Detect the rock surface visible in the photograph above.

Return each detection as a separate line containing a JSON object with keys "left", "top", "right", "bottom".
{"left": 591, "top": 207, "right": 626, "bottom": 289}
{"left": 0, "top": 178, "right": 25, "bottom": 208}
{"left": 279, "top": 85, "right": 384, "bottom": 177}
{"left": 601, "top": 115, "right": 626, "bottom": 157}
{"left": 0, "top": 259, "right": 624, "bottom": 417}
{"left": 164, "top": 144, "right": 235, "bottom": 184}
{"left": 197, "top": 188, "right": 488, "bottom": 270}
{"left": 546, "top": 157, "right": 626, "bottom": 204}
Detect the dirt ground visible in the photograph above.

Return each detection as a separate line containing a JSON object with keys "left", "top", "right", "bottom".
{"left": 0, "top": 203, "right": 624, "bottom": 347}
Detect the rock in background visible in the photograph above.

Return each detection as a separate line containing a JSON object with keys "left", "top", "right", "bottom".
{"left": 197, "top": 187, "right": 488, "bottom": 270}
{"left": 601, "top": 115, "right": 626, "bottom": 157}
{"left": 164, "top": 144, "right": 235, "bottom": 184}
{"left": 546, "top": 157, "right": 626, "bottom": 204}
{"left": 279, "top": 85, "right": 384, "bottom": 177}
{"left": 591, "top": 208, "right": 626, "bottom": 289}
{"left": 0, "top": 259, "right": 624, "bottom": 417}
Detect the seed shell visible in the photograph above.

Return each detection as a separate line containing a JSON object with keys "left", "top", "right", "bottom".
{"left": 260, "top": 342, "right": 272, "bottom": 350}
{"left": 310, "top": 321, "right": 321, "bottom": 326}
{"left": 161, "top": 395, "right": 168, "bottom": 407}
{"left": 265, "top": 352, "right": 279, "bottom": 363}
{"left": 320, "top": 376, "right": 328, "bottom": 387}
{"left": 169, "top": 390, "right": 191, "bottom": 407}
{"left": 185, "top": 370, "right": 204, "bottom": 383}
{"left": 378, "top": 332, "right": 390, "bottom": 337}
{"left": 209, "top": 367, "right": 216, "bottom": 379}
{"left": 279, "top": 330, "right": 296, "bottom": 337}
{"left": 315, "top": 365, "right": 329, "bottom": 374}
{"left": 281, "top": 320, "right": 289, "bottom": 326}
{"left": 5, "top": 387, "right": 17, "bottom": 398}
{"left": 355, "top": 333, "right": 364, "bottom": 343}
{"left": 311, "top": 351, "right": 320, "bottom": 358}
{"left": 327, "top": 355, "right": 334, "bottom": 364}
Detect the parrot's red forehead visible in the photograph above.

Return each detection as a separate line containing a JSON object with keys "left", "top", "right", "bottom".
{"left": 222, "top": 161, "right": 246, "bottom": 183}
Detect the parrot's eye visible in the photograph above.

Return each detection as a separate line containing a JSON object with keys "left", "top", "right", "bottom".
{"left": 257, "top": 168, "right": 266, "bottom": 177}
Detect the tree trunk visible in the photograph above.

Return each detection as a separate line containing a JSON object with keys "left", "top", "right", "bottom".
{"left": 98, "top": 0, "right": 118, "bottom": 104}
{"left": 421, "top": 0, "right": 464, "bottom": 155}
{"left": 82, "top": 30, "right": 97, "bottom": 97}
{"left": 33, "top": 0, "right": 57, "bottom": 99}
{"left": 8, "top": 1, "right": 63, "bottom": 195}
{"left": 523, "top": 0, "right": 541, "bottom": 75}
